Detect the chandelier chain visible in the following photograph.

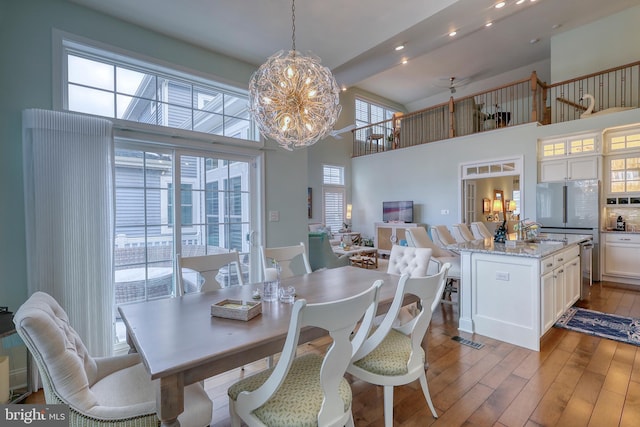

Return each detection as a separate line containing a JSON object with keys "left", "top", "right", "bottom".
{"left": 291, "top": 0, "right": 296, "bottom": 52}
{"left": 248, "top": 0, "right": 342, "bottom": 150}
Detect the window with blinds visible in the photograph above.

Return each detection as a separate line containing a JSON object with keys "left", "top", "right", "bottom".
{"left": 322, "top": 165, "right": 345, "bottom": 232}
{"left": 355, "top": 98, "right": 395, "bottom": 142}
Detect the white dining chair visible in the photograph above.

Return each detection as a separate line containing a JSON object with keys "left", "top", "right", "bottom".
{"left": 347, "top": 264, "right": 450, "bottom": 426}
{"left": 471, "top": 221, "right": 493, "bottom": 239}
{"left": 176, "top": 251, "right": 245, "bottom": 295}
{"left": 452, "top": 223, "right": 475, "bottom": 243}
{"left": 386, "top": 244, "right": 432, "bottom": 277}
{"left": 260, "top": 242, "right": 312, "bottom": 280}
{"left": 227, "top": 280, "right": 383, "bottom": 427}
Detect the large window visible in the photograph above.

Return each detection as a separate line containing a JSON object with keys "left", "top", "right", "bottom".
{"left": 322, "top": 165, "right": 346, "bottom": 232}
{"left": 55, "top": 32, "right": 262, "bottom": 352}
{"left": 113, "top": 145, "right": 254, "bottom": 346}
{"left": 58, "top": 33, "right": 259, "bottom": 142}
{"left": 354, "top": 98, "right": 395, "bottom": 143}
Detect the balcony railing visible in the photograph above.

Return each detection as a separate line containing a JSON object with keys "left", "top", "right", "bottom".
{"left": 544, "top": 61, "right": 640, "bottom": 124}
{"left": 352, "top": 61, "right": 640, "bottom": 157}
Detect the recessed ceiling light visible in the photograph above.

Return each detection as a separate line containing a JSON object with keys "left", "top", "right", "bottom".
{"left": 516, "top": 0, "right": 525, "bottom": 4}
{"left": 530, "top": 38, "right": 539, "bottom": 44}
{"left": 485, "top": 22, "right": 493, "bottom": 27}
{"left": 495, "top": 1, "right": 506, "bottom": 8}
{"left": 395, "top": 44, "right": 405, "bottom": 51}
{"left": 449, "top": 31, "right": 457, "bottom": 37}
{"left": 402, "top": 59, "right": 408, "bottom": 65}
{"left": 552, "top": 23, "right": 562, "bottom": 29}
{"left": 341, "top": 86, "right": 347, "bottom": 92}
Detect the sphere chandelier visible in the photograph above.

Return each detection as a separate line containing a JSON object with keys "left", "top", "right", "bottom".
{"left": 248, "top": 0, "right": 342, "bottom": 150}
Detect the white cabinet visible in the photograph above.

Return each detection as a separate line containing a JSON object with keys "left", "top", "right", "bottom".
{"left": 541, "top": 267, "right": 556, "bottom": 333}
{"left": 540, "top": 246, "right": 581, "bottom": 333}
{"left": 603, "top": 233, "right": 640, "bottom": 278}
{"left": 564, "top": 256, "right": 581, "bottom": 310}
{"left": 374, "top": 222, "right": 420, "bottom": 255}
{"left": 539, "top": 156, "right": 599, "bottom": 182}
{"left": 538, "top": 133, "right": 601, "bottom": 182}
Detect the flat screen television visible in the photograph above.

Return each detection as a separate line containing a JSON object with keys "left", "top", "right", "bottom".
{"left": 382, "top": 201, "right": 413, "bottom": 223}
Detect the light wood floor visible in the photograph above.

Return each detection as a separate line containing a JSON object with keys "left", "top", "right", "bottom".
{"left": 26, "top": 280, "right": 640, "bottom": 426}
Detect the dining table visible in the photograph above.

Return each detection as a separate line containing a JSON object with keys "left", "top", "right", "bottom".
{"left": 118, "top": 265, "right": 403, "bottom": 427}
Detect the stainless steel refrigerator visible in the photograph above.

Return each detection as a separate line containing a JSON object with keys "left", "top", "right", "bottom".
{"left": 536, "top": 179, "right": 600, "bottom": 283}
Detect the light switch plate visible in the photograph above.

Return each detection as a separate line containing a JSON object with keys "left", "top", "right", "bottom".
{"left": 496, "top": 271, "right": 510, "bottom": 281}
{"left": 269, "top": 211, "right": 279, "bottom": 222}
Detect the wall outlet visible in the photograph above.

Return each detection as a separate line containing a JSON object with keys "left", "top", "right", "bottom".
{"left": 269, "top": 211, "right": 279, "bottom": 222}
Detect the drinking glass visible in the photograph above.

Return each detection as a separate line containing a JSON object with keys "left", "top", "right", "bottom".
{"left": 279, "top": 286, "right": 296, "bottom": 304}
{"left": 263, "top": 264, "right": 280, "bottom": 302}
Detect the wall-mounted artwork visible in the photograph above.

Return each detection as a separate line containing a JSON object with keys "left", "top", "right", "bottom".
{"left": 307, "top": 187, "right": 312, "bottom": 219}
{"left": 483, "top": 198, "right": 491, "bottom": 213}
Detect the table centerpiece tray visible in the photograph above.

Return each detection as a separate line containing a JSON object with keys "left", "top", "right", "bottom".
{"left": 211, "top": 299, "right": 262, "bottom": 321}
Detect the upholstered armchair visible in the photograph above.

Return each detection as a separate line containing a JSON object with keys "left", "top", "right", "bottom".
{"left": 13, "top": 292, "right": 213, "bottom": 427}
{"left": 308, "top": 232, "right": 350, "bottom": 271}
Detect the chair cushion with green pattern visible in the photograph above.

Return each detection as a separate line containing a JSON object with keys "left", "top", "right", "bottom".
{"left": 228, "top": 353, "right": 351, "bottom": 426}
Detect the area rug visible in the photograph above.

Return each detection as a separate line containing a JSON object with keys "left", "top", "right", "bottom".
{"left": 554, "top": 307, "right": 640, "bottom": 346}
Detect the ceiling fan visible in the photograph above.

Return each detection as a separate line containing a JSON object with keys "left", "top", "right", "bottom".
{"left": 328, "top": 124, "right": 356, "bottom": 139}
{"left": 435, "top": 76, "right": 470, "bottom": 94}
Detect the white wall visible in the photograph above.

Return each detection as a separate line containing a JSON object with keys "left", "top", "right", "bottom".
{"left": 0, "top": 0, "right": 309, "bottom": 310}
{"left": 351, "top": 108, "right": 640, "bottom": 241}
{"left": 347, "top": 7, "right": 640, "bottom": 242}
{"left": 351, "top": 123, "right": 536, "bottom": 240}
{"left": 306, "top": 87, "right": 405, "bottom": 224}
{"left": 551, "top": 5, "right": 640, "bottom": 83}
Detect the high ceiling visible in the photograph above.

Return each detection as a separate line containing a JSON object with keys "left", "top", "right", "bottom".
{"left": 70, "top": 0, "right": 638, "bottom": 108}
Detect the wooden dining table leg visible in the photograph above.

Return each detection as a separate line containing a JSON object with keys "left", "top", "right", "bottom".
{"left": 157, "top": 374, "right": 184, "bottom": 427}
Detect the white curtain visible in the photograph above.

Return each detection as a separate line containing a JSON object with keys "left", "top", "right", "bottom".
{"left": 22, "top": 109, "right": 114, "bottom": 357}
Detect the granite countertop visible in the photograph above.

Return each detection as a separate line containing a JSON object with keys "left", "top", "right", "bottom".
{"left": 601, "top": 229, "right": 640, "bottom": 234}
{"left": 449, "top": 233, "right": 591, "bottom": 259}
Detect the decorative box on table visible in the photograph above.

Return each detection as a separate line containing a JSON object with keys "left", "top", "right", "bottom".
{"left": 211, "top": 299, "right": 262, "bottom": 321}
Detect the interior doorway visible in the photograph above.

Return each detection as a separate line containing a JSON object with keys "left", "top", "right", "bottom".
{"left": 460, "top": 157, "right": 523, "bottom": 232}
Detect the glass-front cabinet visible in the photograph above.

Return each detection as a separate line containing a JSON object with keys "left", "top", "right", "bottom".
{"left": 538, "top": 133, "right": 601, "bottom": 182}
{"left": 603, "top": 127, "right": 640, "bottom": 207}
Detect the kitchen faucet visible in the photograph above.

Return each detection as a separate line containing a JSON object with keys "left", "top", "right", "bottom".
{"left": 515, "top": 219, "right": 542, "bottom": 240}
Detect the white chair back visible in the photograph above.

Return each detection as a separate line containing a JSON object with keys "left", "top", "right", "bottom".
{"left": 14, "top": 292, "right": 213, "bottom": 426}
{"left": 405, "top": 227, "right": 454, "bottom": 257}
{"left": 430, "top": 225, "right": 456, "bottom": 248}
{"left": 260, "top": 242, "right": 312, "bottom": 280}
{"left": 349, "top": 264, "right": 450, "bottom": 424}
{"left": 470, "top": 221, "right": 493, "bottom": 239}
{"left": 386, "top": 245, "right": 432, "bottom": 277}
{"left": 451, "top": 223, "right": 475, "bottom": 243}
{"left": 229, "top": 280, "right": 383, "bottom": 427}
{"left": 405, "top": 227, "right": 460, "bottom": 277}
{"left": 177, "top": 251, "right": 244, "bottom": 295}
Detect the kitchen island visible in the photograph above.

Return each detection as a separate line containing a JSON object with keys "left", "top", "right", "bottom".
{"left": 450, "top": 234, "right": 591, "bottom": 351}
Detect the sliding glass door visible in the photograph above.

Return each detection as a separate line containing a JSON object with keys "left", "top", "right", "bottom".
{"left": 113, "top": 141, "right": 259, "bottom": 348}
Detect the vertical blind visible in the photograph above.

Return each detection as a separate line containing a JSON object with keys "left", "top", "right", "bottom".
{"left": 22, "top": 109, "right": 114, "bottom": 357}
